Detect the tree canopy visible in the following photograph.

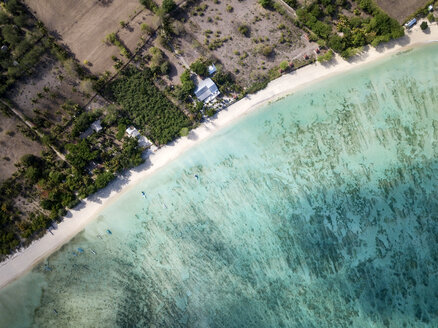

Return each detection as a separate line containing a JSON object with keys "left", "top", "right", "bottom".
{"left": 110, "top": 67, "right": 190, "bottom": 145}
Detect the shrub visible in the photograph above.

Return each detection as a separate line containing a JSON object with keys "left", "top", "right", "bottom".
{"left": 190, "top": 58, "right": 209, "bottom": 76}
{"left": 66, "top": 139, "right": 98, "bottom": 171}
{"left": 328, "top": 34, "right": 345, "bottom": 52}
{"left": 179, "top": 127, "right": 189, "bottom": 136}
{"left": 2, "top": 25, "right": 21, "bottom": 45}
{"left": 284, "top": 0, "right": 298, "bottom": 9}
{"left": 141, "top": 23, "right": 154, "bottom": 35}
{"left": 226, "top": 4, "right": 233, "bottom": 12}
{"left": 71, "top": 111, "right": 99, "bottom": 137}
{"left": 279, "top": 60, "right": 289, "bottom": 71}
{"left": 95, "top": 171, "right": 115, "bottom": 189}
{"left": 260, "top": 45, "right": 274, "bottom": 57}
{"left": 105, "top": 32, "right": 117, "bottom": 44}
{"left": 0, "top": 11, "right": 10, "bottom": 25}
{"left": 258, "top": 0, "right": 273, "bottom": 9}
{"left": 205, "top": 108, "right": 216, "bottom": 117}
{"left": 160, "top": 61, "right": 170, "bottom": 75}
{"left": 358, "top": 0, "right": 374, "bottom": 14}
{"left": 161, "top": 0, "right": 176, "bottom": 14}
{"left": 179, "top": 69, "right": 196, "bottom": 101}
{"left": 238, "top": 24, "right": 250, "bottom": 37}
{"left": 116, "top": 123, "right": 127, "bottom": 140}
{"left": 427, "top": 13, "right": 435, "bottom": 22}
{"left": 420, "top": 21, "right": 428, "bottom": 30}
{"left": 140, "top": 0, "right": 159, "bottom": 12}
{"left": 149, "top": 46, "right": 164, "bottom": 67}
{"left": 317, "top": 50, "right": 334, "bottom": 62}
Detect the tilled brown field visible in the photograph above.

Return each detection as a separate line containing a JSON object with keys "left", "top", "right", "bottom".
{"left": 376, "top": 0, "right": 429, "bottom": 23}
{"left": 24, "top": 0, "right": 153, "bottom": 74}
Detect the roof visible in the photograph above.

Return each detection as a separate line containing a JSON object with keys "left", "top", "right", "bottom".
{"left": 208, "top": 64, "right": 217, "bottom": 76}
{"left": 138, "top": 136, "right": 156, "bottom": 149}
{"left": 194, "top": 78, "right": 220, "bottom": 102}
{"left": 91, "top": 120, "right": 102, "bottom": 132}
{"left": 405, "top": 18, "right": 417, "bottom": 28}
{"left": 126, "top": 126, "right": 140, "bottom": 138}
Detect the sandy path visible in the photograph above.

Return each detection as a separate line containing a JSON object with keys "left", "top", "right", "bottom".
{"left": 1, "top": 21, "right": 437, "bottom": 290}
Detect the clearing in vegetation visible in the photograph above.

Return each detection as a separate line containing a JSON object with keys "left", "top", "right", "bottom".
{"left": 23, "top": 0, "right": 155, "bottom": 74}
{"left": 171, "top": 0, "right": 318, "bottom": 87}
{"left": 0, "top": 106, "right": 43, "bottom": 182}
{"left": 375, "top": 0, "right": 430, "bottom": 23}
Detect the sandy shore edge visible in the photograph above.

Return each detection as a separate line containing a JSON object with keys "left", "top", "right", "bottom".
{"left": 1, "top": 21, "right": 437, "bottom": 290}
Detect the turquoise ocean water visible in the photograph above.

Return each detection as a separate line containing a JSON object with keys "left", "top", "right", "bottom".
{"left": 1, "top": 44, "right": 438, "bottom": 327}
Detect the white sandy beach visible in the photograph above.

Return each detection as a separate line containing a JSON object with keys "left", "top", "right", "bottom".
{"left": 0, "top": 21, "right": 437, "bottom": 290}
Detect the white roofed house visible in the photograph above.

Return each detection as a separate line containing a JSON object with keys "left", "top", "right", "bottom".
{"left": 208, "top": 64, "right": 217, "bottom": 76}
{"left": 125, "top": 126, "right": 158, "bottom": 151}
{"left": 91, "top": 120, "right": 102, "bottom": 133}
{"left": 126, "top": 126, "right": 140, "bottom": 138}
{"left": 194, "top": 78, "right": 220, "bottom": 103}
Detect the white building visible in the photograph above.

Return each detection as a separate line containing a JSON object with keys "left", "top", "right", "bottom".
{"left": 208, "top": 64, "right": 217, "bottom": 76}
{"left": 194, "top": 78, "right": 220, "bottom": 103}
{"left": 125, "top": 126, "right": 157, "bottom": 151}
{"left": 126, "top": 126, "right": 140, "bottom": 138}
{"left": 91, "top": 120, "right": 102, "bottom": 133}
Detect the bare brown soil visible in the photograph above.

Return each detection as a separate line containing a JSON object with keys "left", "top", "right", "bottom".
{"left": 376, "top": 0, "right": 429, "bottom": 23}
{"left": 23, "top": 0, "right": 153, "bottom": 74}
{"left": 0, "top": 112, "right": 43, "bottom": 182}
{"left": 175, "top": 0, "right": 318, "bottom": 87}
{"left": 7, "top": 56, "right": 88, "bottom": 123}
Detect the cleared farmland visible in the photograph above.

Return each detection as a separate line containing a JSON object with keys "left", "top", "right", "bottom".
{"left": 375, "top": 0, "right": 430, "bottom": 23}
{"left": 24, "top": 0, "right": 156, "bottom": 74}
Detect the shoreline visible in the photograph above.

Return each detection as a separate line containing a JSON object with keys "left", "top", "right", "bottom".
{"left": 1, "top": 21, "right": 438, "bottom": 290}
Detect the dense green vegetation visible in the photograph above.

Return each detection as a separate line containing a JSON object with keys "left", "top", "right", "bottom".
{"left": 317, "top": 49, "right": 334, "bottom": 62}
{"left": 295, "top": 0, "right": 404, "bottom": 58}
{"left": 173, "top": 69, "right": 196, "bottom": 102}
{"left": 161, "top": 0, "right": 177, "bottom": 14}
{"left": 66, "top": 139, "right": 99, "bottom": 171}
{"left": 258, "top": 0, "right": 274, "bottom": 9}
{"left": 110, "top": 67, "right": 190, "bottom": 144}
{"left": 139, "top": 0, "right": 159, "bottom": 13}
{"left": 211, "top": 67, "right": 241, "bottom": 95}
{"left": 0, "top": 113, "right": 146, "bottom": 257}
{"left": 71, "top": 111, "right": 101, "bottom": 137}
{"left": 420, "top": 21, "right": 428, "bottom": 30}
{"left": 189, "top": 58, "right": 209, "bottom": 77}
{"left": 147, "top": 46, "right": 170, "bottom": 76}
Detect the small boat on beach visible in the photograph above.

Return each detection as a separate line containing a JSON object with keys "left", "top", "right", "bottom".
{"left": 194, "top": 174, "right": 199, "bottom": 180}
{"left": 77, "top": 248, "right": 84, "bottom": 254}
{"left": 141, "top": 191, "right": 146, "bottom": 198}
{"left": 90, "top": 249, "right": 97, "bottom": 255}
{"left": 106, "top": 229, "right": 112, "bottom": 235}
